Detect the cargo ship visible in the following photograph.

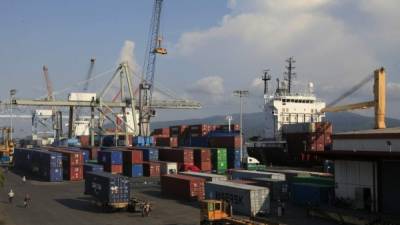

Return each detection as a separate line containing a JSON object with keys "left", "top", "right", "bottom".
{"left": 247, "top": 58, "right": 332, "bottom": 166}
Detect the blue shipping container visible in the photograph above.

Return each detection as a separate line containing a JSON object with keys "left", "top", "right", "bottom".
{"left": 291, "top": 183, "right": 334, "bottom": 205}
{"left": 139, "top": 148, "right": 158, "bottom": 161}
{"left": 227, "top": 149, "right": 241, "bottom": 169}
{"left": 84, "top": 163, "right": 104, "bottom": 177}
{"left": 84, "top": 171, "right": 130, "bottom": 204}
{"left": 133, "top": 136, "right": 145, "bottom": 147}
{"left": 188, "top": 136, "right": 209, "bottom": 147}
{"left": 131, "top": 164, "right": 143, "bottom": 177}
{"left": 98, "top": 150, "right": 123, "bottom": 165}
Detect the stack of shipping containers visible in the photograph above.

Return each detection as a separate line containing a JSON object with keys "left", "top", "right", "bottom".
{"left": 14, "top": 148, "right": 63, "bottom": 182}
{"left": 122, "top": 149, "right": 143, "bottom": 177}
{"left": 98, "top": 150, "right": 123, "bottom": 174}
{"left": 193, "top": 148, "right": 212, "bottom": 172}
{"left": 210, "top": 148, "right": 227, "bottom": 174}
{"left": 48, "top": 148, "right": 84, "bottom": 181}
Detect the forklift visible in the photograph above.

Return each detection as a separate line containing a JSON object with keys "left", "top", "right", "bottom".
{"left": 200, "top": 200, "right": 269, "bottom": 225}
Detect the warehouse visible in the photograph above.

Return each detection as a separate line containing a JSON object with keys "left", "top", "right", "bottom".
{"left": 315, "top": 128, "right": 400, "bottom": 214}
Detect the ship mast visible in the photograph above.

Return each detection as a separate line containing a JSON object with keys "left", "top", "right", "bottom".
{"left": 262, "top": 69, "right": 271, "bottom": 104}
{"left": 285, "top": 57, "right": 296, "bottom": 94}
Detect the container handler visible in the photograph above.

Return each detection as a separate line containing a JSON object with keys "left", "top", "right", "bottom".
{"left": 200, "top": 200, "right": 269, "bottom": 225}
{"left": 0, "top": 127, "right": 14, "bottom": 165}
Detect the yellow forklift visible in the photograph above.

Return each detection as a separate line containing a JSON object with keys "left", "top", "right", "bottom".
{"left": 200, "top": 200, "right": 270, "bottom": 225}
{"left": 0, "top": 127, "right": 14, "bottom": 165}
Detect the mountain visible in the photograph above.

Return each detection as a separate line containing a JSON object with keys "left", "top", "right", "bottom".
{"left": 151, "top": 111, "right": 400, "bottom": 138}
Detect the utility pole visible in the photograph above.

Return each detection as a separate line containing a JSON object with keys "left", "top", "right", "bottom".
{"left": 284, "top": 57, "right": 296, "bottom": 93}
{"left": 262, "top": 69, "right": 271, "bottom": 104}
{"left": 9, "top": 89, "right": 16, "bottom": 140}
{"left": 233, "top": 90, "right": 249, "bottom": 165}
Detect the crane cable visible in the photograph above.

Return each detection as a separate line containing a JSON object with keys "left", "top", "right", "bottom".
{"left": 327, "top": 73, "right": 374, "bottom": 107}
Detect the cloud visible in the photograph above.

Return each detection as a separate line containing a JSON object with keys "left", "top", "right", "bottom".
{"left": 118, "top": 40, "right": 140, "bottom": 75}
{"left": 187, "top": 76, "right": 225, "bottom": 96}
{"left": 177, "top": 0, "right": 388, "bottom": 103}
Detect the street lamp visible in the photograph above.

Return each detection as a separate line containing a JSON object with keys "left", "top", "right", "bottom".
{"left": 9, "top": 89, "right": 17, "bottom": 140}
{"left": 233, "top": 90, "right": 249, "bottom": 165}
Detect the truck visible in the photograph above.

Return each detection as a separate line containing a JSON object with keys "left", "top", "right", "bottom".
{"left": 84, "top": 171, "right": 151, "bottom": 215}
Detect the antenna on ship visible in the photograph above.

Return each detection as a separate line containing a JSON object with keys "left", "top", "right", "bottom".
{"left": 262, "top": 69, "right": 271, "bottom": 103}
{"left": 284, "top": 57, "right": 296, "bottom": 93}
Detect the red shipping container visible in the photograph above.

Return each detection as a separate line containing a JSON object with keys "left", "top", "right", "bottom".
{"left": 189, "top": 124, "right": 216, "bottom": 137}
{"left": 158, "top": 148, "right": 194, "bottom": 165}
{"left": 143, "top": 162, "right": 160, "bottom": 177}
{"left": 153, "top": 128, "right": 170, "bottom": 136}
{"left": 216, "top": 124, "right": 240, "bottom": 132}
{"left": 169, "top": 125, "right": 188, "bottom": 137}
{"left": 123, "top": 149, "right": 143, "bottom": 164}
{"left": 65, "top": 166, "right": 83, "bottom": 181}
{"left": 209, "top": 136, "right": 241, "bottom": 149}
{"left": 193, "top": 148, "right": 212, "bottom": 172}
{"left": 161, "top": 174, "right": 206, "bottom": 201}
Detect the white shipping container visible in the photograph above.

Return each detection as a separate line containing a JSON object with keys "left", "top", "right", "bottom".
{"left": 159, "top": 161, "right": 178, "bottom": 175}
{"left": 205, "top": 181, "right": 270, "bottom": 216}
{"left": 231, "top": 170, "right": 286, "bottom": 181}
{"left": 68, "top": 92, "right": 97, "bottom": 102}
{"left": 180, "top": 171, "right": 227, "bottom": 182}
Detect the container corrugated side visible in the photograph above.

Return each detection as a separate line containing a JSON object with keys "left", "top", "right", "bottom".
{"left": 231, "top": 169, "right": 286, "bottom": 181}
{"left": 205, "top": 180, "right": 270, "bottom": 216}
{"left": 180, "top": 171, "right": 227, "bottom": 182}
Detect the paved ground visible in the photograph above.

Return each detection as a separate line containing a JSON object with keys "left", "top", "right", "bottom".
{"left": 0, "top": 168, "right": 337, "bottom": 225}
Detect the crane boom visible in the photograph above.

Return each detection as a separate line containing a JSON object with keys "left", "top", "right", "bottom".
{"left": 139, "top": 0, "right": 167, "bottom": 136}
{"left": 321, "top": 68, "right": 386, "bottom": 129}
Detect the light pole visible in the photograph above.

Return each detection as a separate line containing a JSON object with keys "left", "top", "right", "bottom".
{"left": 9, "top": 89, "right": 17, "bottom": 140}
{"left": 233, "top": 90, "right": 249, "bottom": 165}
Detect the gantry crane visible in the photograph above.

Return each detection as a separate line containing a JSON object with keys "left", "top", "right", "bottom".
{"left": 139, "top": 0, "right": 167, "bottom": 136}
{"left": 321, "top": 67, "right": 386, "bottom": 129}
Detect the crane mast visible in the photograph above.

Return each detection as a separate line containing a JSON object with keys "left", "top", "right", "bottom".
{"left": 139, "top": 0, "right": 167, "bottom": 136}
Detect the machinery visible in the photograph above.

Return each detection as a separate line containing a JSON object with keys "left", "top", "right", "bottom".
{"left": 200, "top": 200, "right": 268, "bottom": 225}
{"left": 0, "top": 127, "right": 14, "bottom": 164}
{"left": 321, "top": 67, "right": 386, "bottom": 129}
{"left": 139, "top": 0, "right": 167, "bottom": 136}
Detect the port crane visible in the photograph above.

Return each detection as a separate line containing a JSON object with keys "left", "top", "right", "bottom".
{"left": 139, "top": 0, "right": 167, "bottom": 136}
{"left": 321, "top": 67, "right": 386, "bottom": 129}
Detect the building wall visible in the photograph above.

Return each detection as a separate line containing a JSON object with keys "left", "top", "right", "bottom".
{"left": 334, "top": 160, "right": 378, "bottom": 211}
{"left": 333, "top": 139, "right": 400, "bottom": 152}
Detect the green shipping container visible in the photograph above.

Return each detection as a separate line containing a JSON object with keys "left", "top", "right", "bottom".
{"left": 291, "top": 175, "right": 334, "bottom": 186}
{"left": 210, "top": 148, "right": 227, "bottom": 173}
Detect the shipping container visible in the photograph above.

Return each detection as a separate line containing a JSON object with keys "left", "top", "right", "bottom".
{"left": 80, "top": 146, "right": 99, "bottom": 160}
{"left": 122, "top": 149, "right": 143, "bottom": 164}
{"left": 14, "top": 148, "right": 63, "bottom": 182}
{"left": 180, "top": 171, "right": 227, "bottom": 182}
{"left": 291, "top": 183, "right": 334, "bottom": 205}
{"left": 133, "top": 136, "right": 153, "bottom": 147}
{"left": 84, "top": 171, "right": 130, "bottom": 205}
{"left": 189, "top": 124, "right": 216, "bottom": 137}
{"left": 152, "top": 128, "right": 170, "bottom": 136}
{"left": 187, "top": 136, "right": 209, "bottom": 147}
{"left": 227, "top": 149, "right": 241, "bottom": 169}
{"left": 205, "top": 181, "right": 270, "bottom": 216}
{"left": 246, "top": 177, "right": 289, "bottom": 201}
{"left": 209, "top": 136, "right": 241, "bottom": 149}
{"left": 83, "top": 163, "right": 104, "bottom": 178}
{"left": 137, "top": 148, "right": 159, "bottom": 161}
{"left": 157, "top": 161, "right": 178, "bottom": 175}
{"left": 124, "top": 164, "right": 143, "bottom": 177}
{"left": 158, "top": 148, "right": 194, "bottom": 167}
{"left": 193, "top": 148, "right": 212, "bottom": 172}
{"left": 97, "top": 150, "right": 123, "bottom": 165}
{"left": 103, "top": 164, "right": 123, "bottom": 174}
{"left": 63, "top": 165, "right": 83, "bottom": 181}
{"left": 215, "top": 124, "right": 240, "bottom": 132}
{"left": 210, "top": 148, "right": 227, "bottom": 174}
{"left": 47, "top": 148, "right": 84, "bottom": 166}
{"left": 161, "top": 174, "right": 205, "bottom": 201}
{"left": 143, "top": 162, "right": 160, "bottom": 177}
{"left": 231, "top": 170, "right": 286, "bottom": 181}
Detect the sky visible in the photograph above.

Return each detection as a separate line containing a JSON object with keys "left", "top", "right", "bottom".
{"left": 1, "top": 0, "right": 400, "bottom": 126}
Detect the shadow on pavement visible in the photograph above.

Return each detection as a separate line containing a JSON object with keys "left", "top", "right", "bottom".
{"left": 55, "top": 198, "right": 104, "bottom": 213}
